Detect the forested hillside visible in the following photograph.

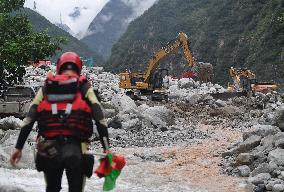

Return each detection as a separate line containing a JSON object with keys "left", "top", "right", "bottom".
{"left": 108, "top": 0, "right": 284, "bottom": 84}
{"left": 23, "top": 8, "right": 104, "bottom": 64}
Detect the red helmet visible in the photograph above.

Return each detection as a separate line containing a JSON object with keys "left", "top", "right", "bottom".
{"left": 56, "top": 52, "right": 82, "bottom": 74}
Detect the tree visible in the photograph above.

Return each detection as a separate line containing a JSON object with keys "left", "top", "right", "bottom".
{"left": 0, "top": 0, "right": 65, "bottom": 86}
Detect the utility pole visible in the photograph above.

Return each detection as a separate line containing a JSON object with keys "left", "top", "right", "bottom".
{"left": 33, "top": 1, "right": 37, "bottom": 10}
{"left": 60, "top": 13, "right": 63, "bottom": 25}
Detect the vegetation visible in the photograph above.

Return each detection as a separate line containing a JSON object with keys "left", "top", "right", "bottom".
{"left": 0, "top": 0, "right": 64, "bottom": 86}
{"left": 108, "top": 0, "right": 284, "bottom": 85}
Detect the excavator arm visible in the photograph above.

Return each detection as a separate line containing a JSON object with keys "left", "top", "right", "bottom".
{"left": 143, "top": 32, "right": 195, "bottom": 83}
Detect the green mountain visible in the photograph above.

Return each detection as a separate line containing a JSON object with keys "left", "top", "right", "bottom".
{"left": 23, "top": 8, "right": 104, "bottom": 64}
{"left": 108, "top": 0, "right": 284, "bottom": 84}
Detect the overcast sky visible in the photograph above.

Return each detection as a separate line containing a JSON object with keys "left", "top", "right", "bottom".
{"left": 24, "top": 0, "right": 109, "bottom": 37}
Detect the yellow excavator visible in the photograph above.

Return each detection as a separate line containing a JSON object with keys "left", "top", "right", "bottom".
{"left": 227, "top": 67, "right": 278, "bottom": 95}
{"left": 227, "top": 67, "right": 256, "bottom": 94}
{"left": 119, "top": 32, "right": 214, "bottom": 100}
{"left": 210, "top": 67, "right": 279, "bottom": 100}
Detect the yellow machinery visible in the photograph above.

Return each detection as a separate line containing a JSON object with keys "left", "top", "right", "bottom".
{"left": 119, "top": 32, "right": 214, "bottom": 100}
{"left": 228, "top": 67, "right": 278, "bottom": 95}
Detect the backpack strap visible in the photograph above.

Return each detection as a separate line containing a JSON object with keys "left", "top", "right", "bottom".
{"left": 51, "top": 103, "right": 58, "bottom": 115}
{"left": 65, "top": 103, "right": 73, "bottom": 114}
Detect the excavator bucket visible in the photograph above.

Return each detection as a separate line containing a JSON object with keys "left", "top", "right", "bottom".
{"left": 210, "top": 92, "right": 247, "bottom": 100}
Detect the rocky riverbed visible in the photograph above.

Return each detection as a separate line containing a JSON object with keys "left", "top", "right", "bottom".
{"left": 0, "top": 66, "right": 283, "bottom": 191}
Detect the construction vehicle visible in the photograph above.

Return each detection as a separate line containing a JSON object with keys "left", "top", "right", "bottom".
{"left": 0, "top": 85, "right": 36, "bottom": 118}
{"left": 228, "top": 67, "right": 278, "bottom": 94}
{"left": 119, "top": 32, "right": 214, "bottom": 101}
{"left": 212, "top": 67, "right": 278, "bottom": 100}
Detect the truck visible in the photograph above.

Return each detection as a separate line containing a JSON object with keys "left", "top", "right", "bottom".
{"left": 119, "top": 32, "right": 214, "bottom": 101}
{"left": 0, "top": 85, "right": 36, "bottom": 118}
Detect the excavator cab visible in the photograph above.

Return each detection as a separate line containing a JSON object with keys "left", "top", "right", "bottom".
{"left": 151, "top": 68, "right": 169, "bottom": 89}
{"left": 119, "top": 71, "right": 144, "bottom": 89}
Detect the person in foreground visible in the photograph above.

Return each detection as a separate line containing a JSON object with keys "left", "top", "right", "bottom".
{"left": 10, "top": 52, "right": 109, "bottom": 192}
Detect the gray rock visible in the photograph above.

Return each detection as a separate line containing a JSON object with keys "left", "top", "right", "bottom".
{"left": 260, "top": 135, "right": 275, "bottom": 151}
{"left": 222, "top": 147, "right": 238, "bottom": 157}
{"left": 122, "top": 118, "right": 142, "bottom": 130}
{"left": 215, "top": 99, "right": 227, "bottom": 107}
{"left": 104, "top": 108, "right": 117, "bottom": 118}
{"left": 248, "top": 173, "right": 271, "bottom": 185}
{"left": 275, "top": 107, "right": 284, "bottom": 131}
{"left": 272, "top": 184, "right": 284, "bottom": 192}
{"left": 239, "top": 181, "right": 256, "bottom": 192}
{"left": 269, "top": 161, "right": 279, "bottom": 171}
{"left": 250, "top": 151, "right": 267, "bottom": 167}
{"left": 0, "top": 185, "right": 26, "bottom": 192}
{"left": 269, "top": 149, "right": 284, "bottom": 166}
{"left": 108, "top": 116, "right": 122, "bottom": 129}
{"left": 250, "top": 163, "right": 272, "bottom": 177}
{"left": 237, "top": 165, "right": 251, "bottom": 177}
{"left": 255, "top": 184, "right": 266, "bottom": 192}
{"left": 236, "top": 135, "right": 262, "bottom": 153}
{"left": 243, "top": 125, "right": 280, "bottom": 141}
{"left": 274, "top": 132, "right": 284, "bottom": 142}
{"left": 266, "top": 179, "right": 284, "bottom": 191}
{"left": 236, "top": 153, "right": 252, "bottom": 165}
{"left": 275, "top": 138, "right": 284, "bottom": 148}
{"left": 186, "top": 94, "right": 202, "bottom": 105}
{"left": 141, "top": 105, "right": 175, "bottom": 127}
{"left": 0, "top": 117, "right": 22, "bottom": 131}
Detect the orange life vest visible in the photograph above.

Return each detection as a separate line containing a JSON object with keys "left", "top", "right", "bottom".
{"left": 37, "top": 74, "right": 93, "bottom": 140}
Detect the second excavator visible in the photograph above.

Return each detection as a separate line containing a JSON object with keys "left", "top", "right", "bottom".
{"left": 119, "top": 32, "right": 214, "bottom": 101}
{"left": 228, "top": 67, "right": 278, "bottom": 95}
{"left": 212, "top": 67, "right": 279, "bottom": 100}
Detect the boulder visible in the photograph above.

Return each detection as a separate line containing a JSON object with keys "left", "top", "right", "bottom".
{"left": 236, "top": 153, "right": 252, "bottom": 165}
{"left": 272, "top": 184, "right": 284, "bottom": 192}
{"left": 222, "top": 148, "right": 238, "bottom": 157}
{"left": 215, "top": 99, "right": 227, "bottom": 107}
{"left": 275, "top": 138, "right": 284, "bottom": 148}
{"left": 248, "top": 173, "right": 271, "bottom": 185}
{"left": 141, "top": 106, "right": 175, "bottom": 127}
{"left": 269, "top": 161, "right": 279, "bottom": 172}
{"left": 260, "top": 135, "right": 275, "bottom": 152}
{"left": 186, "top": 94, "right": 202, "bottom": 105}
{"left": 111, "top": 94, "right": 137, "bottom": 112}
{"left": 121, "top": 118, "right": 142, "bottom": 131}
{"left": 274, "top": 132, "right": 284, "bottom": 142}
{"left": 250, "top": 163, "right": 272, "bottom": 177}
{"left": 237, "top": 165, "right": 251, "bottom": 177}
{"left": 0, "top": 117, "right": 22, "bottom": 131}
{"left": 266, "top": 179, "right": 284, "bottom": 191}
{"left": 104, "top": 108, "right": 117, "bottom": 118}
{"left": 243, "top": 125, "right": 280, "bottom": 141}
{"left": 236, "top": 135, "right": 262, "bottom": 153}
{"left": 108, "top": 116, "right": 122, "bottom": 129}
{"left": 274, "top": 107, "right": 284, "bottom": 131}
{"left": 269, "top": 149, "right": 284, "bottom": 166}
{"left": 250, "top": 151, "right": 267, "bottom": 167}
